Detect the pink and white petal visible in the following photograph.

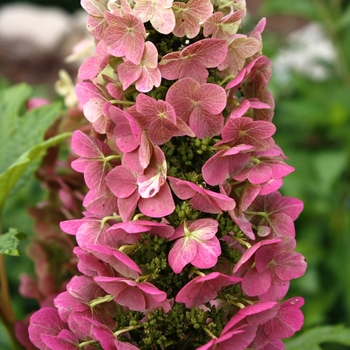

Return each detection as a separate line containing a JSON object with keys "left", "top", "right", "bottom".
{"left": 81, "top": 0, "right": 105, "bottom": 17}
{"left": 169, "top": 237, "right": 197, "bottom": 274}
{"left": 189, "top": 219, "right": 219, "bottom": 240}
{"left": 138, "top": 183, "right": 175, "bottom": 217}
{"left": 151, "top": 7, "right": 176, "bottom": 34}
{"left": 75, "top": 82, "right": 101, "bottom": 105}
{"left": 137, "top": 168, "right": 162, "bottom": 198}
{"left": 132, "top": 0, "right": 154, "bottom": 22}
{"left": 104, "top": 13, "right": 146, "bottom": 65}
{"left": 135, "top": 67, "right": 161, "bottom": 93}
{"left": 191, "top": 237, "right": 221, "bottom": 269}
{"left": 83, "top": 97, "right": 104, "bottom": 123}
{"left": 86, "top": 15, "right": 107, "bottom": 40}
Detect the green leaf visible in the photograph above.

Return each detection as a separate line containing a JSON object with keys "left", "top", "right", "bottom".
{"left": 285, "top": 325, "right": 350, "bottom": 350}
{"left": 335, "top": 4, "right": 350, "bottom": 31}
{"left": 0, "top": 83, "right": 62, "bottom": 174}
{"left": 313, "top": 151, "right": 348, "bottom": 195}
{"left": 0, "top": 132, "right": 72, "bottom": 213}
{"left": 0, "top": 83, "right": 71, "bottom": 213}
{"left": 0, "top": 228, "right": 26, "bottom": 256}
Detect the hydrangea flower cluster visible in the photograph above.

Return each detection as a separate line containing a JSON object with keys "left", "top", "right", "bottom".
{"left": 28, "top": 0, "right": 307, "bottom": 349}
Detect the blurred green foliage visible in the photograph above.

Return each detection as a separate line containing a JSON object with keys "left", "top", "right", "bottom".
{"left": 252, "top": 0, "right": 350, "bottom": 348}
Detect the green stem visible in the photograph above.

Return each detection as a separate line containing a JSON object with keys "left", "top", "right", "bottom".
{"left": 110, "top": 99, "right": 135, "bottom": 106}
{"left": 0, "top": 229, "right": 23, "bottom": 349}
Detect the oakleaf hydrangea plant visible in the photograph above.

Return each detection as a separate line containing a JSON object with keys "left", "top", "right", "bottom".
{"left": 28, "top": 0, "right": 307, "bottom": 349}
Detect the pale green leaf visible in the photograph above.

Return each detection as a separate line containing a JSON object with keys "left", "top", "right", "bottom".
{"left": 0, "top": 132, "right": 72, "bottom": 212}
{"left": 0, "top": 83, "right": 62, "bottom": 174}
{"left": 285, "top": 325, "right": 350, "bottom": 350}
{"left": 0, "top": 83, "right": 70, "bottom": 213}
{"left": 0, "top": 228, "right": 25, "bottom": 256}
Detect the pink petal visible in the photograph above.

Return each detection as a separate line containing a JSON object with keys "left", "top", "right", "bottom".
{"left": 191, "top": 237, "right": 221, "bottom": 269}
{"left": 105, "top": 165, "right": 137, "bottom": 198}
{"left": 104, "top": 12, "right": 146, "bottom": 65}
{"left": 188, "top": 219, "right": 219, "bottom": 240}
{"left": 168, "top": 237, "right": 197, "bottom": 274}
{"left": 138, "top": 183, "right": 175, "bottom": 217}
{"left": 118, "top": 191, "right": 140, "bottom": 222}
{"left": 172, "top": 0, "right": 213, "bottom": 38}
{"left": 29, "top": 308, "right": 67, "bottom": 350}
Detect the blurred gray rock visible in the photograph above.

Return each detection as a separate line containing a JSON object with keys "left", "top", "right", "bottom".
{"left": 0, "top": 3, "right": 88, "bottom": 86}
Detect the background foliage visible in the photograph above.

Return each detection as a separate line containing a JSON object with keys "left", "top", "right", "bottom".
{"left": 0, "top": 0, "right": 350, "bottom": 349}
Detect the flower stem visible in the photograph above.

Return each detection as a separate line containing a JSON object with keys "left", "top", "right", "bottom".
{"left": 0, "top": 229, "right": 23, "bottom": 349}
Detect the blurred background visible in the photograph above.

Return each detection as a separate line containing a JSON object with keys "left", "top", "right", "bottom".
{"left": 0, "top": 0, "right": 350, "bottom": 349}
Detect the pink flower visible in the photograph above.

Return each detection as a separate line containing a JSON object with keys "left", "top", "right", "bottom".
{"left": 105, "top": 146, "right": 175, "bottom": 220}
{"left": 40, "top": 329, "right": 79, "bottom": 350}
{"left": 104, "top": 12, "right": 146, "bottom": 65}
{"left": 172, "top": 0, "right": 213, "bottom": 38}
{"left": 70, "top": 130, "right": 117, "bottom": 194}
{"left": 107, "top": 104, "right": 143, "bottom": 153}
{"left": 81, "top": 0, "right": 108, "bottom": 39}
{"left": 159, "top": 38, "right": 228, "bottom": 84}
{"left": 133, "top": 0, "right": 175, "bottom": 34}
{"left": 197, "top": 324, "right": 257, "bottom": 350}
{"left": 234, "top": 237, "right": 307, "bottom": 301}
{"left": 133, "top": 93, "right": 194, "bottom": 145}
{"left": 78, "top": 40, "right": 109, "bottom": 80}
{"left": 202, "top": 144, "right": 253, "bottom": 186}
{"left": 75, "top": 82, "right": 114, "bottom": 134}
{"left": 54, "top": 276, "right": 117, "bottom": 339}
{"left": 88, "top": 319, "right": 141, "bottom": 350}
{"left": 118, "top": 41, "right": 161, "bottom": 92}
{"left": 248, "top": 191, "right": 304, "bottom": 238}
{"left": 28, "top": 307, "right": 69, "bottom": 350}
{"left": 176, "top": 272, "right": 242, "bottom": 307}
{"left": 94, "top": 276, "right": 171, "bottom": 312}
{"left": 168, "top": 219, "right": 221, "bottom": 273}
{"left": 219, "top": 35, "right": 262, "bottom": 75}
{"left": 166, "top": 77, "right": 227, "bottom": 138}
{"left": 203, "top": 10, "right": 245, "bottom": 40}
{"left": 84, "top": 243, "right": 142, "bottom": 279}
{"left": 221, "top": 105, "right": 276, "bottom": 151}
{"left": 168, "top": 176, "right": 235, "bottom": 214}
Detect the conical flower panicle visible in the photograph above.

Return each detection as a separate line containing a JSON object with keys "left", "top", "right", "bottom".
{"left": 28, "top": 1, "right": 307, "bottom": 349}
